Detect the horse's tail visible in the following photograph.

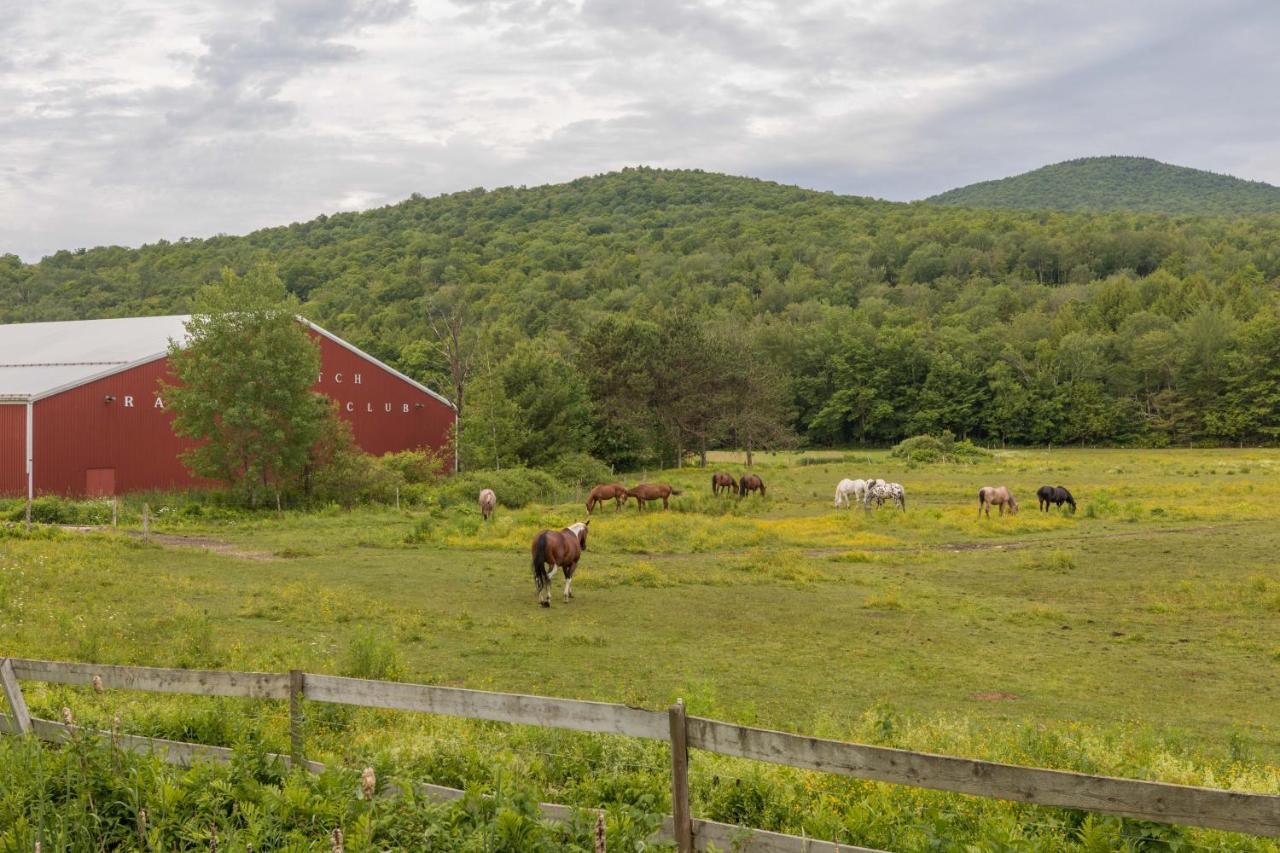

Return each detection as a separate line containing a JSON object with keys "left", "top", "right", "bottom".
{"left": 532, "top": 532, "right": 550, "bottom": 593}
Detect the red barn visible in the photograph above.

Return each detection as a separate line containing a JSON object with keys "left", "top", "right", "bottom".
{"left": 0, "top": 315, "right": 456, "bottom": 498}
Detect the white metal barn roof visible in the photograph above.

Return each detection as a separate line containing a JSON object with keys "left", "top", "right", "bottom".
{"left": 0, "top": 314, "right": 455, "bottom": 408}
{"left": 0, "top": 315, "right": 190, "bottom": 402}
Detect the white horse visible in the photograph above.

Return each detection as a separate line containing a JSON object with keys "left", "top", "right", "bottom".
{"left": 478, "top": 488, "right": 496, "bottom": 520}
{"left": 865, "top": 481, "right": 906, "bottom": 512}
{"left": 834, "top": 478, "right": 882, "bottom": 509}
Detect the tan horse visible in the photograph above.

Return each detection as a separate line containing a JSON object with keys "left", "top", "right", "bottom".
{"left": 478, "top": 488, "right": 496, "bottom": 520}
{"left": 627, "top": 483, "right": 681, "bottom": 510}
{"left": 711, "top": 472, "right": 736, "bottom": 496}
{"left": 978, "top": 486, "right": 1018, "bottom": 518}
{"left": 586, "top": 483, "right": 627, "bottom": 513}
{"left": 531, "top": 521, "right": 589, "bottom": 606}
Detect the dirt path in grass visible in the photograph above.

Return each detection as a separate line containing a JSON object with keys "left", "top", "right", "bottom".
{"left": 61, "top": 526, "right": 276, "bottom": 561}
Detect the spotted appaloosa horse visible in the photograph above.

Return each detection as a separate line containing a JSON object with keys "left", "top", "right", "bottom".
{"left": 738, "top": 474, "right": 766, "bottom": 498}
{"left": 834, "top": 478, "right": 881, "bottom": 509}
{"left": 978, "top": 486, "right": 1018, "bottom": 518}
{"left": 531, "top": 521, "right": 589, "bottom": 607}
{"left": 478, "top": 488, "right": 496, "bottom": 521}
{"left": 1036, "top": 485, "right": 1076, "bottom": 513}
{"left": 711, "top": 472, "right": 737, "bottom": 496}
{"left": 586, "top": 483, "right": 627, "bottom": 513}
{"left": 865, "top": 481, "right": 906, "bottom": 511}
{"left": 627, "top": 483, "right": 681, "bottom": 510}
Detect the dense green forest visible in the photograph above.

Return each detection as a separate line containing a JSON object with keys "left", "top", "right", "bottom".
{"left": 928, "top": 156, "right": 1280, "bottom": 215}
{"left": 2, "top": 167, "right": 1279, "bottom": 469}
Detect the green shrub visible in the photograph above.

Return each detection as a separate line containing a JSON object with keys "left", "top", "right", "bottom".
{"left": 890, "top": 432, "right": 992, "bottom": 464}
{"left": 546, "top": 452, "right": 614, "bottom": 487}
{"left": 6, "top": 496, "right": 115, "bottom": 525}
{"left": 438, "top": 467, "right": 566, "bottom": 509}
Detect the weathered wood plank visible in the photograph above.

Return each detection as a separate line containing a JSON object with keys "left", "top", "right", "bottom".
{"left": 656, "top": 816, "right": 885, "bottom": 852}
{"left": 0, "top": 712, "right": 323, "bottom": 772}
{"left": 0, "top": 659, "right": 33, "bottom": 734}
{"left": 9, "top": 658, "right": 290, "bottom": 699}
{"left": 686, "top": 717, "right": 1280, "bottom": 837}
{"left": 303, "top": 674, "right": 668, "bottom": 740}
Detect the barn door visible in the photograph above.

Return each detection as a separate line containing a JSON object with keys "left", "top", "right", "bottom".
{"left": 85, "top": 468, "right": 116, "bottom": 497}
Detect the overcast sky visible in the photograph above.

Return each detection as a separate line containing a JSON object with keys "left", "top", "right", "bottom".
{"left": 2, "top": 0, "right": 1278, "bottom": 261}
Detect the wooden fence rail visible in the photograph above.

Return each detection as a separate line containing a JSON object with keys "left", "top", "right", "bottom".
{"left": 3, "top": 656, "right": 1279, "bottom": 849}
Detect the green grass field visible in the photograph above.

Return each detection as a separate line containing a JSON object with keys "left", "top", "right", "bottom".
{"left": 3, "top": 448, "right": 1279, "bottom": 850}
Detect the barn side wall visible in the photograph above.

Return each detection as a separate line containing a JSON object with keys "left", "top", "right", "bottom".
{"left": 23, "top": 331, "right": 454, "bottom": 497}
{"left": 0, "top": 403, "right": 26, "bottom": 496}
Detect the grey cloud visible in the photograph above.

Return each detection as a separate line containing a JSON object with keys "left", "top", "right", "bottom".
{"left": 1, "top": 0, "right": 1278, "bottom": 260}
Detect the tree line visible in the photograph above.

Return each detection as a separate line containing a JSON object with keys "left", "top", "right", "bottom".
{"left": 3, "top": 167, "right": 1279, "bottom": 475}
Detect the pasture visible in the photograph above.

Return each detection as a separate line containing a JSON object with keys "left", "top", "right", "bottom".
{"left": 3, "top": 448, "right": 1280, "bottom": 850}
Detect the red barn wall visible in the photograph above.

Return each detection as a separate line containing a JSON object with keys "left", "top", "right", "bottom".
{"left": 0, "top": 404, "right": 25, "bottom": 496}
{"left": 22, "top": 330, "right": 454, "bottom": 497}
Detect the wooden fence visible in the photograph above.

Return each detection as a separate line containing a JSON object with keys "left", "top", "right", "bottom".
{"left": 2, "top": 657, "right": 1279, "bottom": 851}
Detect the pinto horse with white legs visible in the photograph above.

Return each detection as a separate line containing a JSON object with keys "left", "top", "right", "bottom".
{"left": 531, "top": 521, "right": 589, "bottom": 607}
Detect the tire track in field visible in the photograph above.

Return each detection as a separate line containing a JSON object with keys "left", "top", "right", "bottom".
{"left": 805, "top": 520, "right": 1258, "bottom": 557}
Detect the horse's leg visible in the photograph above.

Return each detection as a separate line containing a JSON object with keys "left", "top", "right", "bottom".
{"left": 564, "top": 563, "right": 575, "bottom": 601}
{"left": 662, "top": 496, "right": 669, "bottom": 509}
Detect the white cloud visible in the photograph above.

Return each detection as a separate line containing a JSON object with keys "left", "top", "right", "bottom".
{"left": 0, "top": 0, "right": 1277, "bottom": 259}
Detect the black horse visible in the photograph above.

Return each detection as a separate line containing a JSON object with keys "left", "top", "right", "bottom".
{"left": 1036, "top": 485, "right": 1076, "bottom": 513}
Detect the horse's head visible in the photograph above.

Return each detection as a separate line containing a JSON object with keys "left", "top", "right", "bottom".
{"left": 1008, "top": 494, "right": 1019, "bottom": 514}
{"left": 576, "top": 520, "right": 589, "bottom": 550}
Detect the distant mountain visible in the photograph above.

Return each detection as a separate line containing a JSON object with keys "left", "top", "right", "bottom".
{"left": 926, "top": 156, "right": 1280, "bottom": 215}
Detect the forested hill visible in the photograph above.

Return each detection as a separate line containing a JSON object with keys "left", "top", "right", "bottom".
{"left": 927, "top": 156, "right": 1280, "bottom": 215}
{"left": 2, "top": 166, "right": 1279, "bottom": 460}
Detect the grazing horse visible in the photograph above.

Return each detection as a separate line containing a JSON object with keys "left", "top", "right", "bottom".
{"left": 865, "top": 481, "right": 906, "bottom": 511}
{"left": 531, "top": 521, "right": 589, "bottom": 607}
{"left": 627, "top": 483, "right": 681, "bottom": 510}
{"left": 478, "top": 488, "right": 497, "bottom": 521}
{"left": 711, "top": 472, "right": 737, "bottom": 496}
{"left": 834, "top": 478, "right": 881, "bottom": 509}
{"left": 1036, "top": 485, "right": 1077, "bottom": 513}
{"left": 738, "top": 474, "right": 766, "bottom": 498}
{"left": 586, "top": 483, "right": 627, "bottom": 513}
{"left": 978, "top": 486, "right": 1018, "bottom": 518}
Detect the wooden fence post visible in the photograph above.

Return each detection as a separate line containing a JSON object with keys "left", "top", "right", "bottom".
{"left": 395, "top": 486, "right": 400, "bottom": 511}
{"left": 0, "top": 658, "right": 33, "bottom": 735}
{"left": 112, "top": 498, "right": 118, "bottom": 528}
{"left": 289, "top": 669, "right": 305, "bottom": 767}
{"left": 142, "top": 503, "right": 150, "bottom": 543}
{"left": 668, "top": 699, "right": 693, "bottom": 853}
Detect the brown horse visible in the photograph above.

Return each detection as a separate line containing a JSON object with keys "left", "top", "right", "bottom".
{"left": 627, "top": 483, "right": 681, "bottom": 510}
{"left": 586, "top": 483, "right": 627, "bottom": 513}
{"left": 711, "top": 472, "right": 736, "bottom": 496}
{"left": 531, "top": 521, "right": 589, "bottom": 606}
{"left": 978, "top": 486, "right": 1018, "bottom": 519}
{"left": 738, "top": 474, "right": 766, "bottom": 498}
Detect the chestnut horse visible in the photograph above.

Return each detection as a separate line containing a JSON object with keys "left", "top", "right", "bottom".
{"left": 627, "top": 483, "right": 681, "bottom": 510}
{"left": 586, "top": 483, "right": 627, "bottom": 513}
{"left": 478, "top": 488, "right": 496, "bottom": 521}
{"left": 738, "top": 474, "right": 766, "bottom": 498}
{"left": 711, "top": 472, "right": 736, "bottom": 496}
{"left": 978, "top": 486, "right": 1018, "bottom": 518}
{"left": 531, "top": 521, "right": 589, "bottom": 606}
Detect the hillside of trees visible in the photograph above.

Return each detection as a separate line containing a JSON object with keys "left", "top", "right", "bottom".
{"left": 928, "top": 156, "right": 1280, "bottom": 216}
{"left": 2, "top": 167, "right": 1279, "bottom": 469}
